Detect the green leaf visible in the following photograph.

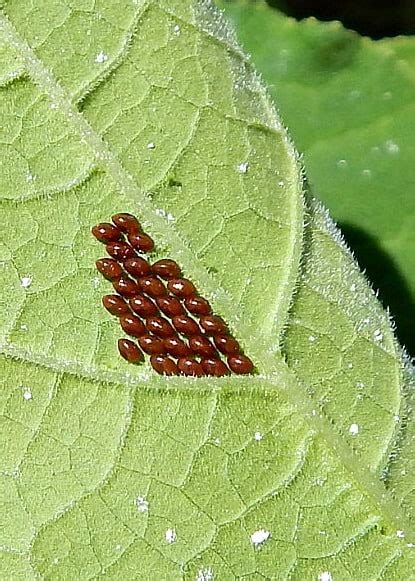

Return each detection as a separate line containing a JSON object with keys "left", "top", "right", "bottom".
{"left": 0, "top": 1, "right": 414, "bottom": 578}
{"left": 220, "top": 0, "right": 415, "bottom": 355}
{"left": 379, "top": 35, "right": 415, "bottom": 81}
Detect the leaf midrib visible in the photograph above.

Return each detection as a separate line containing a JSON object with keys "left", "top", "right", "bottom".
{"left": 1, "top": 4, "right": 413, "bottom": 549}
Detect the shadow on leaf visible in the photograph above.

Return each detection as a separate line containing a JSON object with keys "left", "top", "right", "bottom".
{"left": 340, "top": 222, "right": 415, "bottom": 357}
{"left": 267, "top": 0, "right": 415, "bottom": 38}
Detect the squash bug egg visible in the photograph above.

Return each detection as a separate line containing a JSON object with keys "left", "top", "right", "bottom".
{"left": 163, "top": 336, "right": 193, "bottom": 358}
{"left": 189, "top": 335, "right": 217, "bottom": 358}
{"left": 200, "top": 315, "right": 228, "bottom": 335}
{"left": 127, "top": 232, "right": 155, "bottom": 253}
{"left": 112, "top": 213, "right": 141, "bottom": 234}
{"left": 172, "top": 315, "right": 201, "bottom": 336}
{"left": 118, "top": 338, "right": 144, "bottom": 364}
{"left": 145, "top": 316, "right": 175, "bottom": 338}
{"left": 129, "top": 295, "right": 159, "bottom": 317}
{"left": 139, "top": 276, "right": 167, "bottom": 298}
{"left": 150, "top": 354, "right": 180, "bottom": 376}
{"left": 214, "top": 335, "right": 240, "bottom": 355}
{"left": 184, "top": 296, "right": 212, "bottom": 316}
{"left": 156, "top": 295, "right": 185, "bottom": 318}
{"left": 167, "top": 278, "right": 196, "bottom": 298}
{"left": 113, "top": 275, "right": 140, "bottom": 298}
{"left": 120, "top": 314, "right": 146, "bottom": 337}
{"left": 124, "top": 257, "right": 152, "bottom": 278}
{"left": 152, "top": 259, "right": 182, "bottom": 280}
{"left": 202, "top": 358, "right": 230, "bottom": 377}
{"left": 106, "top": 241, "right": 136, "bottom": 261}
{"left": 138, "top": 335, "right": 165, "bottom": 355}
{"left": 95, "top": 258, "right": 123, "bottom": 281}
{"left": 92, "top": 222, "right": 121, "bottom": 243}
{"left": 228, "top": 354, "right": 254, "bottom": 375}
{"left": 102, "top": 294, "right": 131, "bottom": 316}
{"left": 178, "top": 357, "right": 205, "bottom": 377}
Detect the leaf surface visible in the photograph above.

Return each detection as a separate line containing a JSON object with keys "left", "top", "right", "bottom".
{"left": 0, "top": 1, "right": 414, "bottom": 578}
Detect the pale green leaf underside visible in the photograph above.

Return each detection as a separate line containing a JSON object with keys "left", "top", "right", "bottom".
{"left": 0, "top": 0, "right": 414, "bottom": 578}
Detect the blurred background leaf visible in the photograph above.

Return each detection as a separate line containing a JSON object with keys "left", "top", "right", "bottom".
{"left": 220, "top": 0, "right": 415, "bottom": 355}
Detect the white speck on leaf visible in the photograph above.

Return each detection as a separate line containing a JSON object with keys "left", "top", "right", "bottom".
{"left": 21, "top": 386, "right": 32, "bottom": 401}
{"left": 95, "top": 51, "right": 108, "bottom": 63}
{"left": 197, "top": 568, "right": 214, "bottom": 581}
{"left": 350, "top": 283, "right": 357, "bottom": 292}
{"left": 278, "top": 180, "right": 285, "bottom": 187}
{"left": 92, "top": 277, "right": 101, "bottom": 289}
{"left": 254, "top": 431, "right": 263, "bottom": 441}
{"left": 385, "top": 140, "right": 400, "bottom": 155}
{"left": 237, "top": 162, "right": 249, "bottom": 173}
{"left": 155, "top": 208, "right": 175, "bottom": 222}
{"left": 147, "top": 142, "right": 156, "bottom": 150}
{"left": 318, "top": 573, "right": 332, "bottom": 581}
{"left": 135, "top": 496, "right": 149, "bottom": 513}
{"left": 250, "top": 529, "right": 271, "bottom": 547}
{"left": 173, "top": 24, "right": 181, "bottom": 35}
{"left": 349, "top": 423, "right": 359, "bottom": 436}
{"left": 20, "top": 276, "right": 32, "bottom": 289}
{"left": 308, "top": 335, "right": 316, "bottom": 342}
{"left": 374, "top": 329, "right": 383, "bottom": 342}
{"left": 20, "top": 324, "right": 28, "bottom": 331}
{"left": 26, "top": 172, "right": 36, "bottom": 182}
{"left": 337, "top": 159, "right": 347, "bottom": 168}
{"left": 397, "top": 530, "right": 405, "bottom": 538}
{"left": 165, "top": 528, "right": 176, "bottom": 543}
{"left": 362, "top": 169, "right": 372, "bottom": 178}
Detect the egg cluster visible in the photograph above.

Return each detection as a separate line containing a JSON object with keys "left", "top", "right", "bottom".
{"left": 92, "top": 213, "right": 254, "bottom": 376}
